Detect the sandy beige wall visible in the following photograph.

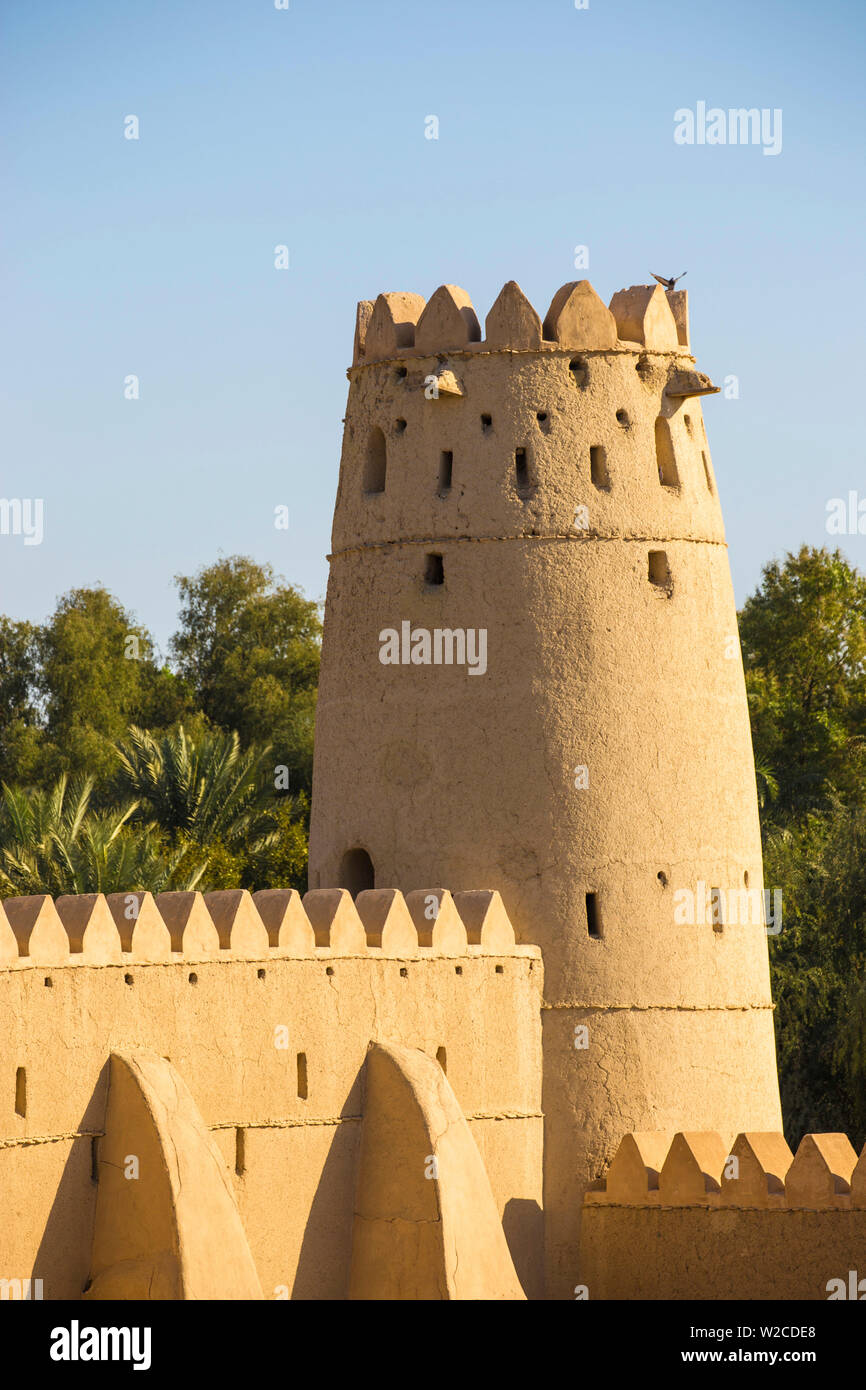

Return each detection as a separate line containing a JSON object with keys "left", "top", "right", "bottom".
{"left": 0, "top": 945, "right": 542, "bottom": 1299}
{"left": 581, "top": 1205, "right": 866, "bottom": 1300}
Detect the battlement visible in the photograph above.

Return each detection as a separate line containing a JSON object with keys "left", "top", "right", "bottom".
{"left": 332, "top": 277, "right": 722, "bottom": 558}
{"left": 352, "top": 280, "right": 694, "bottom": 367}
{"left": 0, "top": 885, "right": 524, "bottom": 966}
{"left": 581, "top": 1131, "right": 866, "bottom": 1299}
{"left": 590, "top": 1130, "right": 866, "bottom": 1208}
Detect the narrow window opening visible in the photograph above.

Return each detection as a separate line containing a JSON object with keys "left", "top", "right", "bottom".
{"left": 711, "top": 887, "right": 725, "bottom": 934}
{"left": 702, "top": 450, "right": 714, "bottom": 493}
{"left": 744, "top": 870, "right": 750, "bottom": 889}
{"left": 481, "top": 413, "right": 492, "bottom": 433}
{"left": 438, "top": 451, "right": 453, "bottom": 493}
{"left": 436, "top": 1047, "right": 447, "bottom": 1073}
{"left": 297, "top": 1053, "right": 308, "bottom": 1100}
{"left": 43, "top": 976, "right": 52, "bottom": 988}
{"left": 590, "top": 445, "right": 610, "bottom": 490}
{"left": 655, "top": 417, "right": 679, "bottom": 487}
{"left": 14, "top": 1067, "right": 26, "bottom": 1117}
{"left": 257, "top": 968, "right": 266, "bottom": 981}
{"left": 90, "top": 1136, "right": 99, "bottom": 1184}
{"left": 683, "top": 414, "right": 693, "bottom": 434}
{"left": 569, "top": 356, "right": 588, "bottom": 387}
{"left": 585, "top": 893, "right": 602, "bottom": 938}
{"left": 514, "top": 447, "right": 535, "bottom": 497}
{"left": 363, "top": 426, "right": 387, "bottom": 493}
{"left": 425, "top": 552, "right": 444, "bottom": 585}
{"left": 648, "top": 550, "right": 672, "bottom": 590}
{"left": 339, "top": 847, "right": 374, "bottom": 896}
{"left": 455, "top": 965, "right": 463, "bottom": 976}
{"left": 235, "top": 1127, "right": 245, "bottom": 1176}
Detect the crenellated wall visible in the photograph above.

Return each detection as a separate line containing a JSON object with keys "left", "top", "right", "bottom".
{"left": 582, "top": 1130, "right": 866, "bottom": 1299}
{"left": 0, "top": 887, "right": 543, "bottom": 1300}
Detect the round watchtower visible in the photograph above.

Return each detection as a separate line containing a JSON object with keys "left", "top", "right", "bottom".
{"left": 309, "top": 277, "right": 783, "bottom": 1297}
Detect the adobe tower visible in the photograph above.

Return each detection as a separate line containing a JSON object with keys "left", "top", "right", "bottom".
{"left": 308, "top": 278, "right": 783, "bottom": 1297}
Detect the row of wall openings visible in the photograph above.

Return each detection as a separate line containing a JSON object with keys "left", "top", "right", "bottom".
{"left": 366, "top": 421, "right": 709, "bottom": 500}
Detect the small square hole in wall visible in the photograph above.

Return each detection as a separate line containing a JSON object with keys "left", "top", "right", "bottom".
{"left": 425, "top": 553, "right": 444, "bottom": 585}
{"left": 481, "top": 413, "right": 492, "bottom": 433}
{"left": 648, "top": 550, "right": 672, "bottom": 591}
{"left": 395, "top": 417, "right": 407, "bottom": 434}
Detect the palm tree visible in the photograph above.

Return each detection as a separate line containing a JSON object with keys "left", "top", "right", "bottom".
{"left": 0, "top": 773, "right": 205, "bottom": 896}
{"left": 113, "top": 724, "right": 279, "bottom": 852}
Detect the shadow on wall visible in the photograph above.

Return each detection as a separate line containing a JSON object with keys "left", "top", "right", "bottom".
{"left": 503, "top": 1197, "right": 544, "bottom": 1300}
{"left": 291, "top": 1059, "right": 365, "bottom": 1300}
{"left": 32, "top": 1062, "right": 108, "bottom": 1299}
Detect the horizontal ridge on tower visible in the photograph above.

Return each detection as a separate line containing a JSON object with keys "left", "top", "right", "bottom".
{"left": 0, "top": 886, "right": 525, "bottom": 965}
{"left": 352, "top": 279, "right": 692, "bottom": 364}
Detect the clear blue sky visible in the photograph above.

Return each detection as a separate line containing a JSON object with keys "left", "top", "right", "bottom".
{"left": 2, "top": 0, "right": 864, "bottom": 652}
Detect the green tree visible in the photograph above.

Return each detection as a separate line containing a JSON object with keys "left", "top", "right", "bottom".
{"left": 0, "top": 773, "right": 203, "bottom": 897}
{"left": 765, "top": 803, "right": 866, "bottom": 1148}
{"left": 740, "top": 547, "right": 866, "bottom": 823}
{"left": 34, "top": 588, "right": 193, "bottom": 792}
{"left": 170, "top": 557, "right": 321, "bottom": 793}
{"left": 0, "top": 617, "right": 43, "bottom": 786}
{"left": 114, "top": 724, "right": 278, "bottom": 852}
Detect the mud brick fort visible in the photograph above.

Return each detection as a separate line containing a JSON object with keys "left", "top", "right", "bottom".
{"left": 2, "top": 278, "right": 864, "bottom": 1300}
